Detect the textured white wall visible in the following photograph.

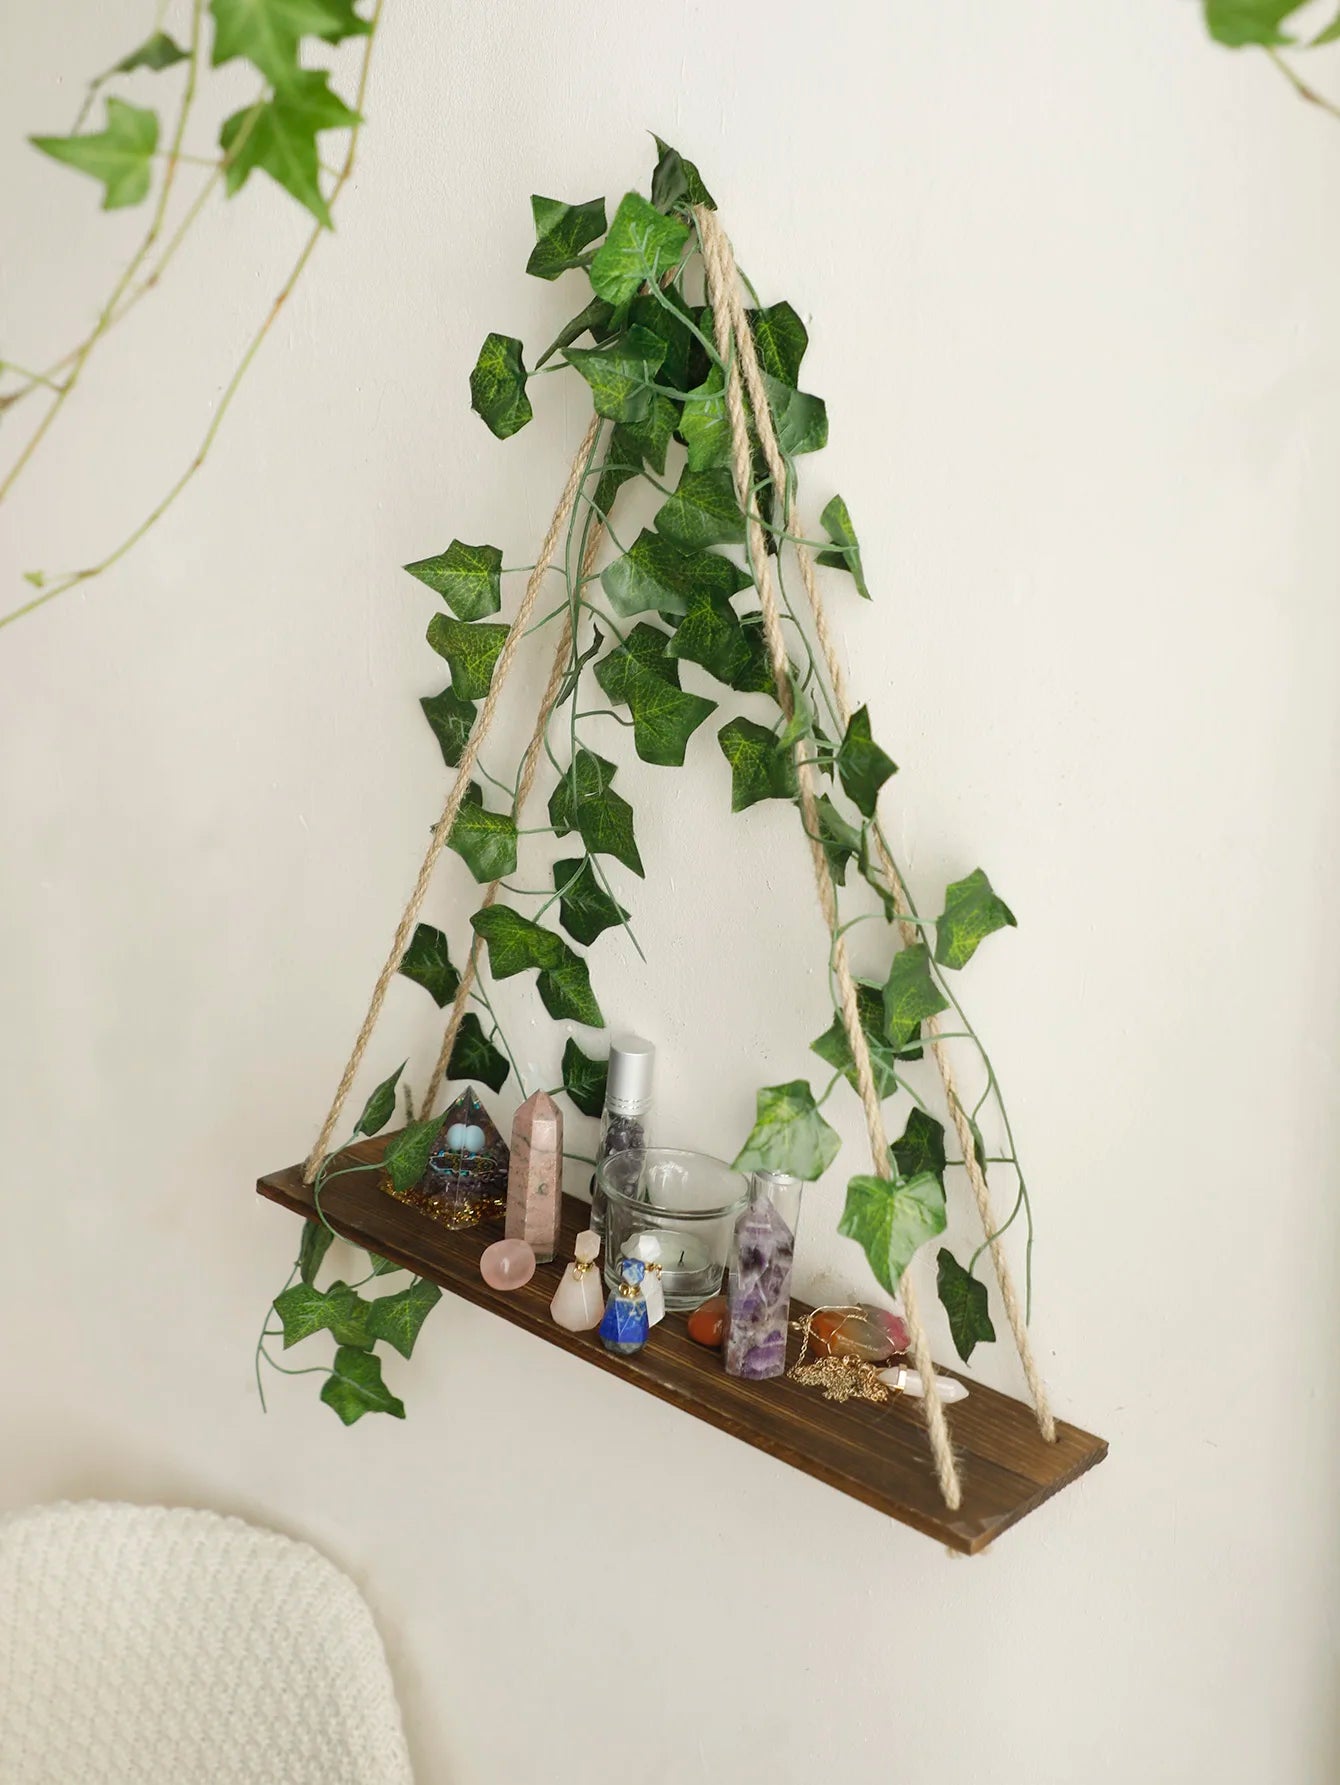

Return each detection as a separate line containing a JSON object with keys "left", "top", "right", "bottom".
{"left": 3, "top": 2, "right": 1339, "bottom": 1780}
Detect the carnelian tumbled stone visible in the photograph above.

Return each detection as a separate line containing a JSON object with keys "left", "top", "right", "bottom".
{"left": 687, "top": 1294, "right": 728, "bottom": 1348}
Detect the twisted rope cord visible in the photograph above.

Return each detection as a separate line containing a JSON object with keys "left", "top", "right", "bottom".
{"left": 419, "top": 519, "right": 607, "bottom": 1117}
{"left": 714, "top": 223, "right": 1055, "bottom": 1446}
{"left": 697, "top": 208, "right": 962, "bottom": 1510}
{"left": 303, "top": 415, "right": 602, "bottom": 1182}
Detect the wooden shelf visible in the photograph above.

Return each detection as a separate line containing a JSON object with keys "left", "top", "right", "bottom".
{"left": 257, "top": 1135, "right": 1106, "bottom": 1553}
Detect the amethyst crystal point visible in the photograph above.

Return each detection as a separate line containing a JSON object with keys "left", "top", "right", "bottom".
{"left": 724, "top": 1195, "right": 795, "bottom": 1380}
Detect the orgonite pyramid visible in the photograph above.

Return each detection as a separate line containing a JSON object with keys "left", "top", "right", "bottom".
{"left": 381, "top": 1086, "right": 510, "bottom": 1229}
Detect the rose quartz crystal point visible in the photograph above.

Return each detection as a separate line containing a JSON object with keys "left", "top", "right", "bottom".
{"left": 480, "top": 1237, "right": 536, "bottom": 1292}
{"left": 505, "top": 1090, "right": 563, "bottom": 1264}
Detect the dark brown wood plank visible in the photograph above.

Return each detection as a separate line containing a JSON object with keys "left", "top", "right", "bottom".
{"left": 257, "top": 1138, "right": 1106, "bottom": 1553}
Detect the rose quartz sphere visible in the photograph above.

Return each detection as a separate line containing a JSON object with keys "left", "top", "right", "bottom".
{"left": 480, "top": 1237, "right": 536, "bottom": 1292}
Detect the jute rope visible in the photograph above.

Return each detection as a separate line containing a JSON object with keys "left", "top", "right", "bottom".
{"left": 302, "top": 414, "right": 602, "bottom": 1183}
{"left": 697, "top": 207, "right": 962, "bottom": 1509}
{"left": 707, "top": 216, "right": 1055, "bottom": 1446}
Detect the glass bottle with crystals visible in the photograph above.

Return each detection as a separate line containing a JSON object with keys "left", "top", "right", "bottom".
{"left": 590, "top": 1034, "right": 655, "bottom": 1233}
{"left": 724, "top": 1169, "right": 802, "bottom": 1380}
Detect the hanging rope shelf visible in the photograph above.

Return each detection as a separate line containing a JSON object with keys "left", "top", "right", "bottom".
{"left": 256, "top": 157, "right": 1106, "bottom": 1547}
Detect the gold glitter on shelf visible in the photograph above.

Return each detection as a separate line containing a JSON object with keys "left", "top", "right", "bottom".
{"left": 788, "top": 1307, "right": 892, "bottom": 1405}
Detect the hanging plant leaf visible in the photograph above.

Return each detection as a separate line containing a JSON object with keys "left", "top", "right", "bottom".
{"left": 403, "top": 540, "right": 502, "bottom": 621}
{"left": 536, "top": 295, "right": 617, "bottom": 368}
{"left": 650, "top": 134, "right": 716, "bottom": 212}
{"left": 382, "top": 1112, "right": 448, "bottom": 1194}
{"left": 1203, "top": 0, "right": 1305, "bottom": 45}
{"left": 218, "top": 71, "right": 357, "bottom": 227}
{"left": 561, "top": 1037, "right": 608, "bottom": 1116}
{"left": 718, "top": 717, "right": 798, "bottom": 811}
{"left": 838, "top": 1171, "right": 946, "bottom": 1297}
{"left": 835, "top": 705, "right": 896, "bottom": 817}
{"left": 31, "top": 98, "right": 158, "bottom": 211}
{"left": 856, "top": 826, "right": 898, "bottom": 922}
{"left": 777, "top": 673, "right": 815, "bottom": 751}
{"left": 526, "top": 194, "right": 606, "bottom": 280}
{"left": 810, "top": 982, "right": 901, "bottom": 1100}
{"left": 564, "top": 325, "right": 667, "bottom": 424}
{"left": 761, "top": 374, "right": 828, "bottom": 457}
{"left": 537, "top": 955, "right": 605, "bottom": 1027}
{"left": 397, "top": 924, "right": 459, "bottom": 1008}
{"left": 354, "top": 1061, "right": 406, "bottom": 1136}
{"left": 420, "top": 685, "right": 476, "bottom": 768}
{"left": 321, "top": 1345, "right": 405, "bottom": 1424}
{"left": 448, "top": 783, "right": 519, "bottom": 884}
{"left": 747, "top": 301, "right": 808, "bottom": 386}
{"left": 602, "top": 529, "right": 751, "bottom": 620}
{"left": 893, "top": 1108, "right": 947, "bottom": 1186}
{"left": 1312, "top": 8, "right": 1340, "bottom": 44}
{"left": 620, "top": 622, "right": 682, "bottom": 683}
{"left": 934, "top": 868, "right": 1017, "bottom": 971}
{"left": 298, "top": 1218, "right": 334, "bottom": 1287}
{"left": 732, "top": 614, "right": 779, "bottom": 695}
{"left": 114, "top": 29, "right": 189, "bottom": 71}
{"left": 367, "top": 1277, "right": 442, "bottom": 1358}
{"left": 816, "top": 495, "right": 870, "bottom": 600}
{"left": 588, "top": 191, "right": 690, "bottom": 305}
{"left": 936, "top": 1249, "right": 996, "bottom": 1362}
{"left": 594, "top": 637, "right": 716, "bottom": 767}
{"left": 367, "top": 1252, "right": 404, "bottom": 1276}
{"left": 679, "top": 367, "right": 730, "bottom": 472}
{"left": 654, "top": 467, "right": 745, "bottom": 550}
{"left": 548, "top": 748, "right": 644, "bottom": 876}
{"left": 273, "top": 1279, "right": 372, "bottom": 1349}
{"left": 470, "top": 905, "right": 569, "bottom": 977}
{"left": 446, "top": 1011, "right": 510, "bottom": 1093}
{"left": 733, "top": 1080, "right": 842, "bottom": 1182}
{"left": 627, "top": 288, "right": 696, "bottom": 390}
{"left": 592, "top": 427, "right": 647, "bottom": 516}
{"left": 619, "top": 393, "right": 678, "bottom": 475}
{"left": 426, "top": 614, "right": 509, "bottom": 699}
{"left": 553, "top": 856, "right": 629, "bottom": 947}
{"left": 469, "top": 332, "right": 533, "bottom": 439}
{"left": 668, "top": 590, "right": 755, "bottom": 686}
{"left": 210, "top": 0, "right": 370, "bottom": 88}
{"left": 883, "top": 943, "right": 950, "bottom": 1053}
{"left": 815, "top": 794, "right": 862, "bottom": 884}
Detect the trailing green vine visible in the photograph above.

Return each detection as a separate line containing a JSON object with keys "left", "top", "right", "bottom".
{"left": 259, "top": 136, "right": 1044, "bottom": 1422}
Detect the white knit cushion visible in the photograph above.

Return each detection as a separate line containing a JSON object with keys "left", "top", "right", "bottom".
{"left": 0, "top": 1502, "right": 413, "bottom": 1785}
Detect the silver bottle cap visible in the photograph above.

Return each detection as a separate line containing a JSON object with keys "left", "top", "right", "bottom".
{"left": 606, "top": 1033, "right": 655, "bottom": 1116}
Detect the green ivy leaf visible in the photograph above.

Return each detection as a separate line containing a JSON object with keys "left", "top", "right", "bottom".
{"left": 668, "top": 590, "right": 754, "bottom": 686}
{"left": 561, "top": 1036, "right": 608, "bottom": 1116}
{"left": 718, "top": 717, "right": 798, "bottom": 812}
{"left": 650, "top": 134, "right": 716, "bottom": 212}
{"left": 602, "top": 529, "right": 751, "bottom": 620}
{"left": 320, "top": 1345, "right": 405, "bottom": 1424}
{"left": 835, "top": 705, "right": 896, "bottom": 817}
{"left": 1313, "top": 8, "right": 1340, "bottom": 43}
{"left": 445, "top": 1010, "right": 510, "bottom": 1093}
{"left": 815, "top": 794, "right": 862, "bottom": 885}
{"left": 469, "top": 905, "right": 569, "bottom": 977}
{"left": 810, "top": 982, "right": 902, "bottom": 1100}
{"left": 535, "top": 296, "right": 617, "bottom": 368}
{"left": 1203, "top": 0, "right": 1305, "bottom": 45}
{"left": 732, "top": 615, "right": 779, "bottom": 694}
{"left": 448, "top": 783, "right": 518, "bottom": 884}
{"left": 31, "top": 98, "right": 158, "bottom": 211}
{"left": 839, "top": 1171, "right": 946, "bottom": 1297}
{"left": 469, "top": 332, "right": 533, "bottom": 439}
{"left": 883, "top": 943, "right": 949, "bottom": 1053}
{"left": 856, "top": 827, "right": 898, "bottom": 923}
{"left": 588, "top": 191, "right": 690, "bottom": 305}
{"left": 816, "top": 495, "right": 870, "bottom": 599}
{"left": 893, "top": 1108, "right": 947, "bottom": 1186}
{"left": 526, "top": 194, "right": 606, "bottom": 280}
{"left": 934, "top": 868, "right": 1017, "bottom": 971}
{"left": 564, "top": 325, "right": 667, "bottom": 425}
{"left": 397, "top": 924, "right": 459, "bottom": 1008}
{"left": 548, "top": 748, "right": 644, "bottom": 876}
{"left": 114, "top": 30, "right": 189, "bottom": 71}
{"left": 210, "top": 0, "right": 368, "bottom": 87}
{"left": 298, "top": 1218, "right": 334, "bottom": 1287}
{"left": 554, "top": 856, "right": 628, "bottom": 947}
{"left": 777, "top": 673, "right": 815, "bottom": 751}
{"left": 762, "top": 374, "right": 828, "bottom": 456}
{"left": 679, "top": 367, "right": 730, "bottom": 471}
{"left": 627, "top": 288, "right": 696, "bottom": 390}
{"left": 936, "top": 1249, "right": 996, "bottom": 1362}
{"left": 747, "top": 301, "right": 808, "bottom": 385}
{"left": 594, "top": 634, "right": 716, "bottom": 767}
{"left": 368, "top": 1252, "right": 404, "bottom": 1276}
{"left": 273, "top": 1279, "right": 372, "bottom": 1349}
{"left": 403, "top": 540, "right": 502, "bottom": 620}
{"left": 733, "top": 1079, "right": 841, "bottom": 1181}
{"left": 619, "top": 392, "right": 678, "bottom": 475}
{"left": 219, "top": 71, "right": 358, "bottom": 227}
{"left": 537, "top": 955, "right": 605, "bottom": 1027}
{"left": 367, "top": 1277, "right": 442, "bottom": 1359}
{"left": 420, "top": 685, "right": 476, "bottom": 768}
{"left": 426, "top": 614, "right": 509, "bottom": 699}
{"left": 592, "top": 427, "right": 647, "bottom": 516}
{"left": 382, "top": 1113, "right": 448, "bottom": 1195}
{"left": 654, "top": 467, "right": 745, "bottom": 550}
{"left": 354, "top": 1061, "right": 406, "bottom": 1136}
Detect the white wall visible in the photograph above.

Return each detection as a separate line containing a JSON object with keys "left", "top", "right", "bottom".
{"left": 3, "top": 2, "right": 1339, "bottom": 1779}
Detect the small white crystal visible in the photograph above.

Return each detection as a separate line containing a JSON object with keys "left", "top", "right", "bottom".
{"left": 878, "top": 1367, "right": 969, "bottom": 1405}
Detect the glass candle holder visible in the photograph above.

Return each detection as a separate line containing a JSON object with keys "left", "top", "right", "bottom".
{"left": 596, "top": 1148, "right": 749, "bottom": 1312}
